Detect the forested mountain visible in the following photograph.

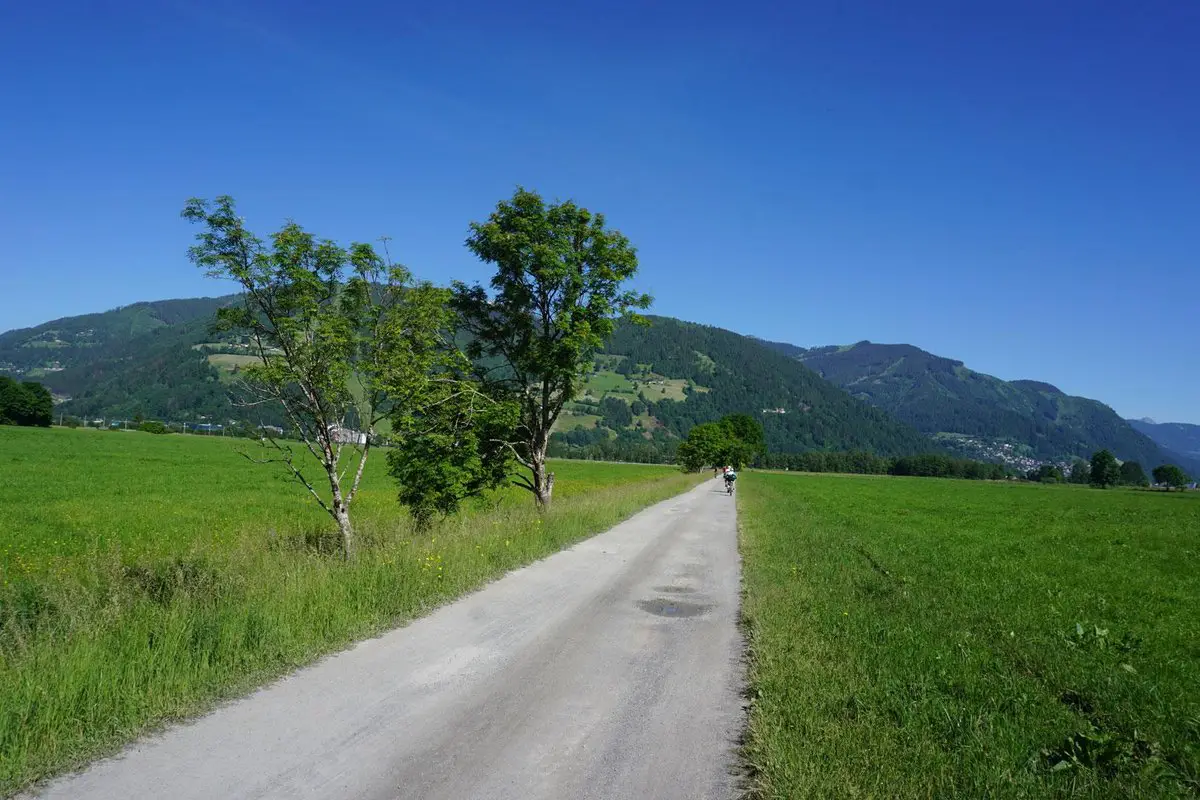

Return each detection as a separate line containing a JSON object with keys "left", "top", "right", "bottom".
{"left": 1, "top": 299, "right": 936, "bottom": 459}
{"left": 5, "top": 297, "right": 1188, "bottom": 472}
{"left": 0, "top": 296, "right": 235, "bottom": 375}
{"left": 1129, "top": 419, "right": 1200, "bottom": 461}
{"left": 551, "top": 318, "right": 935, "bottom": 461}
{"left": 0, "top": 296, "right": 248, "bottom": 423}
{"left": 785, "top": 340, "right": 1191, "bottom": 471}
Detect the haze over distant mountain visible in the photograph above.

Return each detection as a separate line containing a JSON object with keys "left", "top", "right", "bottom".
{"left": 1128, "top": 419, "right": 1200, "bottom": 463}
{"left": 759, "top": 340, "right": 1197, "bottom": 473}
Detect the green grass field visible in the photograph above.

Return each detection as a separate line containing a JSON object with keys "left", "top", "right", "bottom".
{"left": 0, "top": 426, "right": 700, "bottom": 794}
{"left": 205, "top": 353, "right": 260, "bottom": 383}
{"left": 739, "top": 473, "right": 1200, "bottom": 798}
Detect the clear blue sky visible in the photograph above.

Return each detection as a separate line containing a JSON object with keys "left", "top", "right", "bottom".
{"left": 2, "top": 1, "right": 1197, "bottom": 422}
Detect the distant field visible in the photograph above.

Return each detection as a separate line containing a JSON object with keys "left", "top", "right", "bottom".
{"left": 0, "top": 426, "right": 698, "bottom": 793}
{"left": 205, "top": 353, "right": 260, "bottom": 382}
{"left": 577, "top": 368, "right": 696, "bottom": 403}
{"left": 580, "top": 369, "right": 638, "bottom": 396}
{"left": 739, "top": 474, "right": 1200, "bottom": 798}
{"left": 555, "top": 411, "right": 603, "bottom": 432}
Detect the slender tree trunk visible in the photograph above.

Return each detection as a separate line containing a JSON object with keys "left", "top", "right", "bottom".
{"left": 530, "top": 440, "right": 555, "bottom": 509}
{"left": 324, "top": 462, "right": 355, "bottom": 559}
{"left": 333, "top": 502, "right": 353, "bottom": 558}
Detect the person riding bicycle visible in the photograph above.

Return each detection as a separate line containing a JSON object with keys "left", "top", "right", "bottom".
{"left": 722, "top": 465, "right": 737, "bottom": 492}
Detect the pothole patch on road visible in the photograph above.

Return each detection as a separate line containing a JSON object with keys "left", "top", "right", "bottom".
{"left": 653, "top": 585, "right": 697, "bottom": 594}
{"left": 636, "top": 598, "right": 712, "bottom": 618}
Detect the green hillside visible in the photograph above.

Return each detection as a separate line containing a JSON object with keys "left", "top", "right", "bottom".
{"left": 550, "top": 318, "right": 935, "bottom": 461}
{"left": 1129, "top": 419, "right": 1200, "bottom": 462}
{"left": 0, "top": 296, "right": 235, "bottom": 376}
{"left": 0, "top": 296, "right": 257, "bottom": 424}
{"left": 1, "top": 299, "right": 939, "bottom": 461}
{"left": 787, "top": 340, "right": 1185, "bottom": 470}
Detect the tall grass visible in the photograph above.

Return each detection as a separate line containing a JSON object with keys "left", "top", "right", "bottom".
{"left": 0, "top": 427, "right": 700, "bottom": 794}
{"left": 739, "top": 473, "right": 1200, "bottom": 799}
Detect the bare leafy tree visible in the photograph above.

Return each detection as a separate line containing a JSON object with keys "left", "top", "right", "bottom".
{"left": 183, "top": 196, "right": 462, "bottom": 557}
{"left": 453, "top": 188, "right": 651, "bottom": 508}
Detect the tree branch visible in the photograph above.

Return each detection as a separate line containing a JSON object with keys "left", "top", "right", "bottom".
{"left": 240, "top": 438, "right": 333, "bottom": 516}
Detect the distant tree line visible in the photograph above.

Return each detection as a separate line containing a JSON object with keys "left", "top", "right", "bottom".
{"left": 548, "top": 425, "right": 676, "bottom": 464}
{"left": 0, "top": 377, "right": 52, "bottom": 427}
{"left": 760, "top": 450, "right": 1012, "bottom": 480}
{"left": 1026, "top": 449, "right": 1191, "bottom": 490}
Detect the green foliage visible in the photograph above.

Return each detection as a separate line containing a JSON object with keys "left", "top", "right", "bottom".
{"left": 1089, "top": 449, "right": 1121, "bottom": 488}
{"left": 136, "top": 420, "right": 170, "bottom": 435}
{"left": 1118, "top": 460, "right": 1149, "bottom": 487}
{"left": 1027, "top": 464, "right": 1065, "bottom": 483}
{"left": 453, "top": 187, "right": 651, "bottom": 506}
{"left": 599, "top": 396, "right": 633, "bottom": 429}
{"left": 1068, "top": 458, "right": 1091, "bottom": 484}
{"left": 0, "top": 296, "right": 234, "bottom": 377}
{"left": 676, "top": 422, "right": 730, "bottom": 471}
{"left": 0, "top": 377, "right": 52, "bottom": 427}
{"left": 388, "top": 390, "right": 518, "bottom": 528}
{"left": 183, "top": 196, "right": 386, "bottom": 554}
{"left": 1151, "top": 464, "right": 1190, "bottom": 489}
{"left": 721, "top": 413, "right": 766, "bottom": 456}
{"left": 740, "top": 473, "right": 1200, "bottom": 797}
{"left": 182, "top": 197, "right": 512, "bottom": 553}
{"left": 762, "top": 450, "right": 1008, "bottom": 480}
{"left": 890, "top": 453, "right": 1010, "bottom": 480}
{"left": 676, "top": 414, "right": 766, "bottom": 471}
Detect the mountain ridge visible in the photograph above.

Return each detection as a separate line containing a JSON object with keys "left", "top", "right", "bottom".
{"left": 3, "top": 299, "right": 1193, "bottom": 473}
{"left": 0, "top": 298, "right": 938, "bottom": 461}
{"left": 773, "top": 339, "right": 1195, "bottom": 473}
{"left": 1128, "top": 419, "right": 1200, "bottom": 464}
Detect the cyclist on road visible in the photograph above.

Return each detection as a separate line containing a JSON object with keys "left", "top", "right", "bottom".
{"left": 722, "top": 465, "right": 737, "bottom": 493}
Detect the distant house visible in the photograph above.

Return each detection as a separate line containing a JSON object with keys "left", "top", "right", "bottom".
{"left": 762, "top": 408, "right": 787, "bottom": 414}
{"left": 328, "top": 424, "right": 367, "bottom": 445}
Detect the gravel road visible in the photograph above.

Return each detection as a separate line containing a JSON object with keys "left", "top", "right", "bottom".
{"left": 29, "top": 480, "right": 744, "bottom": 800}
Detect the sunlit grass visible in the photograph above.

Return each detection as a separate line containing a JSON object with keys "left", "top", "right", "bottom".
{"left": 738, "top": 473, "right": 1200, "bottom": 798}
{"left": 0, "top": 426, "right": 699, "bottom": 794}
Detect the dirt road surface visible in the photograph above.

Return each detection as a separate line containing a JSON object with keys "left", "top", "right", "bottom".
{"left": 29, "top": 480, "right": 743, "bottom": 800}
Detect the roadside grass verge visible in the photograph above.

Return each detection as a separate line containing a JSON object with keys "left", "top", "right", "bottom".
{"left": 0, "top": 426, "right": 700, "bottom": 794}
{"left": 738, "top": 473, "right": 1200, "bottom": 798}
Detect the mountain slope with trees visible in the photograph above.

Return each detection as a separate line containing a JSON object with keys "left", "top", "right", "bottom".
{"left": 1, "top": 302, "right": 938, "bottom": 460}
{"left": 0, "top": 296, "right": 235, "bottom": 375}
{"left": 6, "top": 300, "right": 1188, "bottom": 473}
{"left": 1129, "top": 419, "right": 1200, "bottom": 461}
{"left": 553, "top": 317, "right": 936, "bottom": 460}
{"left": 781, "top": 340, "right": 1192, "bottom": 472}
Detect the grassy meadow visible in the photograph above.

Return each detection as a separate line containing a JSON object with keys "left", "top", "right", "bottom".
{"left": 739, "top": 473, "right": 1200, "bottom": 798}
{"left": 0, "top": 425, "right": 700, "bottom": 794}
